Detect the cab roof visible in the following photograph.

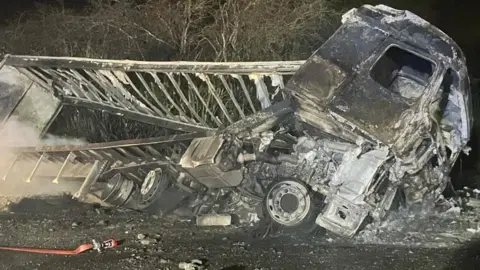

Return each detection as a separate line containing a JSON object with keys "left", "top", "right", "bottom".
{"left": 319, "top": 4, "right": 466, "bottom": 74}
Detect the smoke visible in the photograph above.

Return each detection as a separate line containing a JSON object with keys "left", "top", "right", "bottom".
{"left": 0, "top": 117, "right": 87, "bottom": 199}
{"left": 0, "top": 116, "right": 87, "bottom": 147}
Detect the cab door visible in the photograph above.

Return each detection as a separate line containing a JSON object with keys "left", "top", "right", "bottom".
{"left": 430, "top": 68, "right": 471, "bottom": 164}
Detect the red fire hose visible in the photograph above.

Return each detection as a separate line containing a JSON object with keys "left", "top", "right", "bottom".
{"left": 0, "top": 239, "right": 118, "bottom": 255}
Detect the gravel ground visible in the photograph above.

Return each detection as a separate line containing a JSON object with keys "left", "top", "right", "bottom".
{"left": 0, "top": 195, "right": 479, "bottom": 270}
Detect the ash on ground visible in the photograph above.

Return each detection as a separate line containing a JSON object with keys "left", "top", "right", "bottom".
{"left": 353, "top": 204, "right": 480, "bottom": 247}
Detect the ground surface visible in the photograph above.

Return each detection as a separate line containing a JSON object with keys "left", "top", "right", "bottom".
{"left": 0, "top": 195, "right": 479, "bottom": 270}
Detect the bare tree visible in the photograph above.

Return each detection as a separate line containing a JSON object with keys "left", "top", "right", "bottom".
{"left": 0, "top": 0, "right": 342, "bottom": 61}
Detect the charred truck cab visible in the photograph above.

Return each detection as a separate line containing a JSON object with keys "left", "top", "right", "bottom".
{"left": 283, "top": 5, "right": 472, "bottom": 236}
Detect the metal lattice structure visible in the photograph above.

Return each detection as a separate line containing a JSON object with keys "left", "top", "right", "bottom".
{"left": 2, "top": 55, "right": 305, "bottom": 133}
{"left": 1, "top": 132, "right": 207, "bottom": 197}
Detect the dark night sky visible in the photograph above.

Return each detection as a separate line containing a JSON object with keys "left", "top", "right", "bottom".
{"left": 0, "top": 0, "right": 88, "bottom": 23}
{"left": 0, "top": 0, "right": 479, "bottom": 76}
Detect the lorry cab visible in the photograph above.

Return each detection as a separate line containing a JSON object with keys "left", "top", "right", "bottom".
{"left": 283, "top": 5, "right": 473, "bottom": 236}
{"left": 287, "top": 4, "right": 471, "bottom": 175}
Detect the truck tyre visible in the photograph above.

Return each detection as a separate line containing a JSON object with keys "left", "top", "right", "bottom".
{"left": 262, "top": 178, "right": 324, "bottom": 235}
{"left": 128, "top": 168, "right": 191, "bottom": 216}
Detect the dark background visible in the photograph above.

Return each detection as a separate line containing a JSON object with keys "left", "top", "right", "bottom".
{"left": 0, "top": 0, "right": 88, "bottom": 20}
{"left": 0, "top": 0, "right": 478, "bottom": 77}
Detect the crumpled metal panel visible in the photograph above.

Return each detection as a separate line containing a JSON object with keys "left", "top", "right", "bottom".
{"left": 330, "top": 147, "right": 390, "bottom": 204}
{"left": 2, "top": 55, "right": 304, "bottom": 133}
{"left": 0, "top": 66, "right": 31, "bottom": 122}
{"left": 0, "top": 65, "right": 62, "bottom": 138}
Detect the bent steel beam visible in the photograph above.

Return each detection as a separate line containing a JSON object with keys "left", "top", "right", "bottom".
{"left": 1, "top": 132, "right": 208, "bottom": 196}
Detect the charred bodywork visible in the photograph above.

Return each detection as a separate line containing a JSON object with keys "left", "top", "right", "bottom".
{"left": 0, "top": 5, "right": 473, "bottom": 238}
{"left": 281, "top": 4, "right": 473, "bottom": 236}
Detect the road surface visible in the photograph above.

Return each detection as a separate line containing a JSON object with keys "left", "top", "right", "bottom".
{"left": 0, "top": 196, "right": 478, "bottom": 270}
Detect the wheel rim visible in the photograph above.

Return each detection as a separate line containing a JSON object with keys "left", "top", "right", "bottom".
{"left": 139, "top": 169, "right": 163, "bottom": 205}
{"left": 141, "top": 170, "right": 159, "bottom": 196}
{"left": 101, "top": 173, "right": 135, "bottom": 207}
{"left": 266, "top": 180, "right": 311, "bottom": 227}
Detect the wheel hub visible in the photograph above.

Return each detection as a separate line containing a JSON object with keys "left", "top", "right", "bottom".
{"left": 101, "top": 173, "right": 134, "bottom": 207}
{"left": 280, "top": 193, "right": 299, "bottom": 213}
{"left": 266, "top": 180, "right": 311, "bottom": 227}
{"left": 141, "top": 170, "right": 158, "bottom": 195}
{"left": 140, "top": 169, "right": 162, "bottom": 203}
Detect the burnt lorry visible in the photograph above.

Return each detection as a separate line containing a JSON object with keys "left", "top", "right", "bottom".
{"left": 0, "top": 5, "right": 473, "bottom": 238}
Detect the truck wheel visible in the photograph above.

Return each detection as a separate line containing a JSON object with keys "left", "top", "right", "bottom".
{"left": 263, "top": 179, "right": 324, "bottom": 234}
{"left": 129, "top": 168, "right": 191, "bottom": 216}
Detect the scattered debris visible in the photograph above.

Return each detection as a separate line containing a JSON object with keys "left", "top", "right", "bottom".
{"left": 97, "top": 220, "right": 108, "bottom": 226}
{"left": 446, "top": 207, "right": 461, "bottom": 214}
{"left": 159, "top": 258, "right": 170, "bottom": 264}
{"left": 466, "top": 228, "right": 479, "bottom": 234}
{"left": 467, "top": 198, "right": 480, "bottom": 208}
{"left": 196, "top": 214, "right": 232, "bottom": 226}
{"left": 139, "top": 239, "right": 152, "bottom": 245}
{"left": 178, "top": 259, "right": 205, "bottom": 270}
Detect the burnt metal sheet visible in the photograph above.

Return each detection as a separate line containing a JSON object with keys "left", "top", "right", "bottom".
{"left": 350, "top": 5, "right": 465, "bottom": 62}
{"left": 287, "top": 55, "right": 347, "bottom": 106}
{"left": 328, "top": 71, "right": 412, "bottom": 146}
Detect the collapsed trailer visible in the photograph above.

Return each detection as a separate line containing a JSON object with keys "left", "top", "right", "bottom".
{"left": 0, "top": 5, "right": 474, "bottom": 238}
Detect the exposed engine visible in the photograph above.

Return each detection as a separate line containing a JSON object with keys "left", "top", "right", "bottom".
{"left": 178, "top": 135, "right": 244, "bottom": 189}
{"left": 174, "top": 132, "right": 397, "bottom": 237}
